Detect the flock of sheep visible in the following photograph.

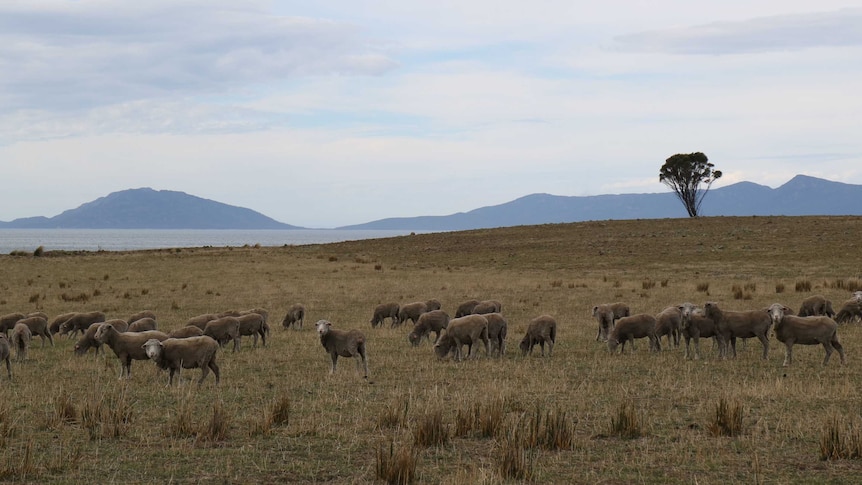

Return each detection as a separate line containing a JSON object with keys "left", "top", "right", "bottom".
{"left": 593, "top": 291, "right": 862, "bottom": 366}
{"left": 1, "top": 290, "right": 860, "bottom": 384}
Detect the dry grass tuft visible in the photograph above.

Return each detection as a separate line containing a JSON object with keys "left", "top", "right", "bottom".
{"left": 378, "top": 395, "right": 410, "bottom": 431}
{"left": 496, "top": 426, "right": 535, "bottom": 481}
{"left": 820, "top": 416, "right": 862, "bottom": 460}
{"left": 375, "top": 440, "right": 419, "bottom": 485}
{"left": 47, "top": 388, "right": 77, "bottom": 428}
{"left": 795, "top": 280, "right": 812, "bottom": 292}
{"left": 775, "top": 282, "right": 785, "bottom": 293}
{"left": 199, "top": 400, "right": 230, "bottom": 443}
{"left": 0, "top": 439, "right": 36, "bottom": 480}
{"left": 412, "top": 408, "right": 448, "bottom": 447}
{"left": 79, "top": 385, "right": 135, "bottom": 440}
{"left": 609, "top": 402, "right": 643, "bottom": 439}
{"left": 696, "top": 282, "right": 710, "bottom": 293}
{"left": 707, "top": 398, "right": 743, "bottom": 437}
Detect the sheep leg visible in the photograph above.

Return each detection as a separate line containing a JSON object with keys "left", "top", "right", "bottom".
{"left": 252, "top": 333, "right": 258, "bottom": 349}
{"left": 355, "top": 349, "right": 369, "bottom": 378}
{"left": 169, "top": 368, "right": 177, "bottom": 386}
{"left": 783, "top": 341, "right": 794, "bottom": 367}
{"left": 832, "top": 339, "right": 846, "bottom": 365}
{"left": 330, "top": 352, "right": 338, "bottom": 373}
{"left": 210, "top": 360, "right": 220, "bottom": 384}
{"left": 822, "top": 341, "right": 834, "bottom": 366}
{"left": 683, "top": 337, "right": 691, "bottom": 359}
{"left": 756, "top": 334, "right": 769, "bottom": 360}
{"left": 260, "top": 329, "right": 266, "bottom": 347}
{"left": 546, "top": 339, "right": 554, "bottom": 357}
{"left": 233, "top": 336, "right": 240, "bottom": 353}
{"left": 484, "top": 337, "right": 490, "bottom": 358}
{"left": 4, "top": 358, "right": 10, "bottom": 379}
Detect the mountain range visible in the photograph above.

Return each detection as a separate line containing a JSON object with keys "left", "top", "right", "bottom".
{"left": 0, "top": 175, "right": 859, "bottom": 230}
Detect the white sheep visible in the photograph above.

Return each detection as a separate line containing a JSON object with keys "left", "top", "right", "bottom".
{"left": 11, "top": 323, "right": 31, "bottom": 361}
{"left": 94, "top": 325, "right": 169, "bottom": 379}
{"left": 142, "top": 336, "right": 220, "bottom": 386}
{"left": 767, "top": 303, "right": 846, "bottom": 367}
{"left": 0, "top": 335, "right": 11, "bottom": 379}
{"left": 316, "top": 320, "right": 368, "bottom": 378}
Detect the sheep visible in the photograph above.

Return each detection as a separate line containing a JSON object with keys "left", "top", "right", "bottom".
{"left": 370, "top": 302, "right": 400, "bottom": 328}
{"left": 241, "top": 307, "right": 269, "bottom": 324}
{"left": 703, "top": 301, "right": 772, "bottom": 360}
{"left": 454, "top": 299, "right": 480, "bottom": 318}
{"left": 142, "top": 336, "right": 220, "bottom": 386}
{"left": 608, "top": 314, "right": 660, "bottom": 354}
{"left": 434, "top": 314, "right": 490, "bottom": 361}
{"left": 49, "top": 312, "right": 77, "bottom": 335}
{"left": 187, "top": 313, "right": 219, "bottom": 330}
{"left": 237, "top": 313, "right": 267, "bottom": 348}
{"left": 59, "top": 311, "right": 106, "bottom": 337}
{"left": 519, "top": 315, "right": 557, "bottom": 357}
{"left": 168, "top": 326, "right": 205, "bottom": 339}
{"left": 0, "top": 312, "right": 25, "bottom": 336}
{"left": 127, "top": 317, "right": 158, "bottom": 332}
{"left": 767, "top": 303, "right": 845, "bottom": 367}
{"left": 425, "top": 299, "right": 442, "bottom": 312}
{"left": 485, "top": 312, "right": 508, "bottom": 357}
{"left": 797, "top": 295, "right": 835, "bottom": 318}
{"left": 0, "top": 335, "right": 11, "bottom": 379}
{"left": 203, "top": 316, "right": 241, "bottom": 352}
{"left": 853, "top": 291, "right": 862, "bottom": 302}
{"left": 73, "top": 320, "right": 127, "bottom": 356}
{"left": 408, "top": 310, "right": 450, "bottom": 346}
{"left": 281, "top": 303, "right": 306, "bottom": 329}
{"left": 11, "top": 323, "right": 31, "bottom": 361}
{"left": 591, "top": 303, "right": 630, "bottom": 342}
{"left": 15, "top": 315, "right": 53, "bottom": 347}
{"left": 94, "top": 325, "right": 169, "bottom": 379}
{"left": 398, "top": 301, "right": 428, "bottom": 326}
{"left": 315, "top": 320, "right": 368, "bottom": 378}
{"left": 678, "top": 303, "right": 719, "bottom": 360}
{"left": 835, "top": 299, "right": 862, "bottom": 324}
{"left": 473, "top": 300, "right": 502, "bottom": 315}
{"left": 654, "top": 306, "right": 682, "bottom": 348}
{"left": 128, "top": 310, "right": 157, "bottom": 324}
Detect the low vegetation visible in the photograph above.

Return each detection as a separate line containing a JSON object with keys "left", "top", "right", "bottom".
{"left": 0, "top": 215, "right": 861, "bottom": 482}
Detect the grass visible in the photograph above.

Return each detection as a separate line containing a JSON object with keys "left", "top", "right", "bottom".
{"left": 1, "top": 215, "right": 862, "bottom": 482}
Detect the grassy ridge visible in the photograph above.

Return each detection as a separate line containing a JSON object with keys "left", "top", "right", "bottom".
{"left": 0, "top": 215, "right": 861, "bottom": 483}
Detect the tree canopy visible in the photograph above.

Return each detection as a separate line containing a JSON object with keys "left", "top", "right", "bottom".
{"left": 659, "top": 152, "right": 722, "bottom": 217}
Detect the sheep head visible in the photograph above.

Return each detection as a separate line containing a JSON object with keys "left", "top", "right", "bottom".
{"left": 315, "top": 320, "right": 332, "bottom": 336}
{"left": 678, "top": 302, "right": 697, "bottom": 330}
{"left": 766, "top": 303, "right": 790, "bottom": 326}
{"left": 142, "top": 339, "right": 164, "bottom": 359}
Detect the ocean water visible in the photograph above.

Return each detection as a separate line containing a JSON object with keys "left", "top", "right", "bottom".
{"left": 0, "top": 229, "right": 433, "bottom": 253}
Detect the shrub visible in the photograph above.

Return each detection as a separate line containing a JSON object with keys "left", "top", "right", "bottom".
{"left": 707, "top": 398, "right": 743, "bottom": 437}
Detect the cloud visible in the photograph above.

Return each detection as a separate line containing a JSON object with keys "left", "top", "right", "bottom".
{"left": 614, "top": 8, "right": 862, "bottom": 55}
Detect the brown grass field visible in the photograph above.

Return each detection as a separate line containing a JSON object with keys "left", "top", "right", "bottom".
{"left": 1, "top": 215, "right": 862, "bottom": 484}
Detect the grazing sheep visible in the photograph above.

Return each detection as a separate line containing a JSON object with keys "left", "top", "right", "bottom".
{"left": 237, "top": 313, "right": 267, "bottom": 348}
{"left": 168, "top": 326, "right": 205, "bottom": 339}
{"left": 767, "top": 303, "right": 845, "bottom": 367}
{"left": 315, "top": 320, "right": 368, "bottom": 378}
{"left": 678, "top": 303, "right": 719, "bottom": 360}
{"left": 798, "top": 295, "right": 835, "bottom": 318}
{"left": 203, "top": 316, "right": 241, "bottom": 352}
{"left": 59, "top": 311, "right": 106, "bottom": 337}
{"left": 434, "top": 314, "right": 490, "bottom": 361}
{"left": 398, "top": 301, "right": 428, "bottom": 326}
{"left": 608, "top": 314, "right": 660, "bottom": 354}
{"left": 425, "top": 299, "right": 442, "bottom": 312}
{"left": 473, "top": 300, "right": 502, "bottom": 315}
{"left": 187, "top": 313, "right": 219, "bottom": 330}
{"left": 128, "top": 310, "right": 157, "bottom": 324}
{"left": 0, "top": 312, "right": 25, "bottom": 336}
{"left": 142, "top": 336, "right": 220, "bottom": 386}
{"left": 454, "top": 299, "right": 480, "bottom": 318}
{"left": 0, "top": 335, "right": 10, "bottom": 379}
{"left": 127, "top": 317, "right": 157, "bottom": 332}
{"left": 11, "top": 323, "right": 31, "bottom": 361}
{"left": 94, "top": 325, "right": 169, "bottom": 379}
{"left": 519, "top": 315, "right": 557, "bottom": 357}
{"left": 49, "top": 312, "right": 77, "bottom": 335}
{"left": 15, "top": 315, "right": 53, "bottom": 347}
{"left": 485, "top": 313, "right": 508, "bottom": 357}
{"left": 591, "top": 303, "right": 630, "bottom": 342}
{"left": 281, "top": 303, "right": 306, "bottom": 329}
{"left": 654, "top": 306, "right": 682, "bottom": 348}
{"left": 835, "top": 299, "right": 862, "bottom": 324}
{"left": 703, "top": 302, "right": 772, "bottom": 360}
{"left": 408, "top": 310, "right": 450, "bottom": 346}
{"left": 73, "top": 320, "right": 126, "bottom": 356}
{"left": 370, "top": 302, "right": 400, "bottom": 328}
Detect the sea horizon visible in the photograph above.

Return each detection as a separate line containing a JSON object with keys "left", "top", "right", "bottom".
{"left": 0, "top": 228, "right": 436, "bottom": 253}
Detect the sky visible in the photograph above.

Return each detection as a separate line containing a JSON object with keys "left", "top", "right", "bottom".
{"left": 2, "top": 1, "right": 861, "bottom": 228}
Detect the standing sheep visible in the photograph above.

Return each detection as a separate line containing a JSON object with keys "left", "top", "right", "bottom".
{"left": 425, "top": 299, "right": 442, "bottom": 312}
{"left": 678, "top": 303, "right": 719, "bottom": 360}
{"left": 0, "top": 335, "right": 11, "bottom": 379}
{"left": 591, "top": 303, "right": 630, "bottom": 342}
{"left": 767, "top": 303, "right": 845, "bottom": 367}
{"left": 281, "top": 303, "right": 306, "bottom": 329}
{"left": 0, "top": 312, "right": 25, "bottom": 336}
{"left": 519, "top": 315, "right": 557, "bottom": 357}
{"left": 237, "top": 313, "right": 267, "bottom": 348}
{"left": 434, "top": 314, "right": 490, "bottom": 361}
{"left": 703, "top": 302, "right": 772, "bottom": 360}
{"left": 127, "top": 317, "right": 158, "bottom": 332}
{"left": 485, "top": 313, "right": 508, "bottom": 357}
{"left": 73, "top": 320, "right": 126, "bottom": 356}
{"left": 454, "top": 299, "right": 480, "bottom": 318}
{"left": 187, "top": 313, "right": 219, "bottom": 330}
{"left": 59, "top": 311, "right": 106, "bottom": 338}
{"left": 11, "top": 323, "right": 31, "bottom": 361}
{"left": 472, "top": 300, "right": 502, "bottom": 315}
{"left": 15, "top": 315, "right": 54, "bottom": 347}
{"left": 128, "top": 310, "right": 157, "bottom": 325}
{"left": 49, "top": 312, "right": 77, "bottom": 335}
{"left": 798, "top": 295, "right": 835, "bottom": 318}
{"left": 168, "top": 326, "right": 205, "bottom": 339}
{"left": 608, "top": 314, "right": 660, "bottom": 354}
{"left": 654, "top": 306, "right": 682, "bottom": 348}
{"left": 203, "top": 316, "right": 241, "bottom": 352}
{"left": 315, "top": 320, "right": 368, "bottom": 378}
{"left": 398, "top": 301, "right": 429, "bottom": 326}
{"left": 94, "top": 325, "right": 169, "bottom": 379}
{"left": 408, "top": 310, "right": 450, "bottom": 346}
{"left": 370, "top": 302, "right": 400, "bottom": 328}
{"left": 142, "top": 336, "right": 220, "bottom": 386}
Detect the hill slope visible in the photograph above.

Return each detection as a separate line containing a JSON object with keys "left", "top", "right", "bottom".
{"left": 0, "top": 188, "right": 302, "bottom": 229}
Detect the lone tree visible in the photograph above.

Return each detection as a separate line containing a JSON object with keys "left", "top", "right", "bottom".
{"left": 659, "top": 152, "right": 722, "bottom": 217}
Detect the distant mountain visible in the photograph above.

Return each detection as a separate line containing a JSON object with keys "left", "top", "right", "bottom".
{"left": 0, "top": 188, "right": 302, "bottom": 229}
{"left": 338, "top": 175, "right": 862, "bottom": 230}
